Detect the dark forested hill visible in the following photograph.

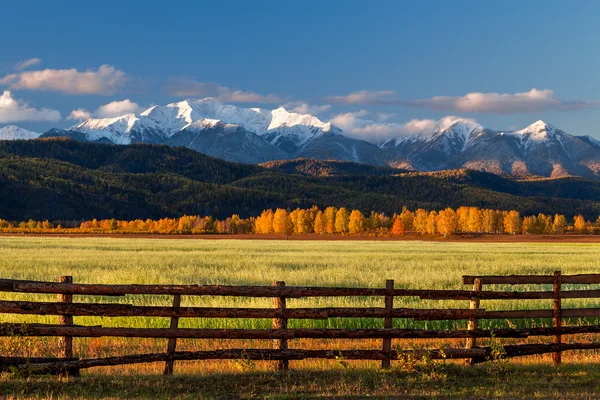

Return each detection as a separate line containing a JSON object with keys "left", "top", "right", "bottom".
{"left": 2, "top": 138, "right": 600, "bottom": 221}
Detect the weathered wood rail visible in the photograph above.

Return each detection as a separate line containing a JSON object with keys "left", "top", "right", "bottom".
{"left": 1, "top": 271, "right": 600, "bottom": 375}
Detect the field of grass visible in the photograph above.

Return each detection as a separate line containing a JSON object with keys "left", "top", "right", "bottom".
{"left": 1, "top": 236, "right": 600, "bottom": 398}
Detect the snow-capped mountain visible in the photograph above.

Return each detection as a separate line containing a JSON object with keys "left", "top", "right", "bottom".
{"left": 5, "top": 98, "right": 600, "bottom": 178}
{"left": 72, "top": 98, "right": 339, "bottom": 153}
{"left": 382, "top": 119, "right": 600, "bottom": 178}
{"left": 0, "top": 126, "right": 40, "bottom": 141}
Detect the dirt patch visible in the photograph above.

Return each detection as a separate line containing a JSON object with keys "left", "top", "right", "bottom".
{"left": 1, "top": 232, "right": 600, "bottom": 243}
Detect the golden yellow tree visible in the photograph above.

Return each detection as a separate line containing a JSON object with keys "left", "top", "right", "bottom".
{"left": 324, "top": 206, "right": 337, "bottom": 234}
{"left": 348, "top": 210, "right": 365, "bottom": 234}
{"left": 503, "top": 210, "right": 522, "bottom": 234}
{"left": 273, "top": 209, "right": 293, "bottom": 236}
{"left": 399, "top": 207, "right": 414, "bottom": 231}
{"left": 335, "top": 207, "right": 350, "bottom": 233}
{"left": 413, "top": 209, "right": 428, "bottom": 234}
{"left": 436, "top": 208, "right": 457, "bottom": 237}
{"left": 426, "top": 211, "right": 438, "bottom": 235}
{"left": 552, "top": 214, "right": 567, "bottom": 234}
{"left": 467, "top": 207, "right": 482, "bottom": 233}
{"left": 573, "top": 215, "right": 588, "bottom": 234}
{"left": 254, "top": 209, "right": 274, "bottom": 234}
{"left": 314, "top": 210, "right": 326, "bottom": 234}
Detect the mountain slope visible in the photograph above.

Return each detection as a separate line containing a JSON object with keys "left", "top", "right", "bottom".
{"left": 2, "top": 139, "right": 600, "bottom": 221}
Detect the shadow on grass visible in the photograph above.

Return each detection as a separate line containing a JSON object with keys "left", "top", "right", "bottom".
{"left": 1, "top": 363, "right": 599, "bottom": 399}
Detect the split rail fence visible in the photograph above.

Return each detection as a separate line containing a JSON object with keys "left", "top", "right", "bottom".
{"left": 1, "top": 271, "right": 600, "bottom": 375}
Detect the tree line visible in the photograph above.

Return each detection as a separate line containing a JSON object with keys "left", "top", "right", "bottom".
{"left": 1, "top": 206, "right": 599, "bottom": 236}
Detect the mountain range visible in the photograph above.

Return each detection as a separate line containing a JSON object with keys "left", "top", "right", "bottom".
{"left": 2, "top": 98, "right": 600, "bottom": 179}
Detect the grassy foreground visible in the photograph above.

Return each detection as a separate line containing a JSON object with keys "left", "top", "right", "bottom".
{"left": 1, "top": 237, "right": 600, "bottom": 398}
{"left": 2, "top": 364, "right": 600, "bottom": 399}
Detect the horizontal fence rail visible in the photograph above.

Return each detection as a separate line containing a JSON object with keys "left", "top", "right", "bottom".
{"left": 1, "top": 271, "right": 600, "bottom": 375}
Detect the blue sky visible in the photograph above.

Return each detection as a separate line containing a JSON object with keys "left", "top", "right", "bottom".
{"left": 1, "top": 0, "right": 599, "bottom": 141}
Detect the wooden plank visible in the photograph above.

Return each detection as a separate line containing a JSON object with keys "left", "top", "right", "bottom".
{"left": 553, "top": 271, "right": 562, "bottom": 366}
{"left": 17, "top": 342, "right": 600, "bottom": 372}
{"left": 382, "top": 279, "right": 394, "bottom": 369}
{"left": 0, "top": 301, "right": 486, "bottom": 320}
{"left": 0, "top": 279, "right": 570, "bottom": 299}
{"left": 463, "top": 274, "right": 600, "bottom": 285}
{"left": 272, "top": 281, "right": 288, "bottom": 371}
{"left": 4, "top": 323, "right": 600, "bottom": 339}
{"left": 163, "top": 294, "right": 181, "bottom": 375}
{"left": 422, "top": 289, "right": 600, "bottom": 300}
{"left": 15, "top": 348, "right": 488, "bottom": 372}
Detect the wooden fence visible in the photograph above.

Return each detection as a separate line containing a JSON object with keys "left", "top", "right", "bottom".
{"left": 1, "top": 271, "right": 600, "bottom": 376}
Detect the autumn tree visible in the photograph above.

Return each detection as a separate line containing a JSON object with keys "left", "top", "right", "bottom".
{"left": 467, "top": 207, "right": 482, "bottom": 233}
{"left": 335, "top": 207, "right": 350, "bottom": 234}
{"left": 414, "top": 209, "right": 428, "bottom": 235}
{"left": 324, "top": 207, "right": 337, "bottom": 234}
{"left": 296, "top": 209, "right": 313, "bottom": 234}
{"left": 573, "top": 215, "right": 588, "bottom": 234}
{"left": 426, "top": 211, "right": 438, "bottom": 235}
{"left": 314, "top": 211, "right": 326, "bottom": 234}
{"left": 348, "top": 210, "right": 365, "bottom": 234}
{"left": 391, "top": 216, "right": 405, "bottom": 236}
{"left": 552, "top": 214, "right": 567, "bottom": 234}
{"left": 399, "top": 207, "right": 414, "bottom": 231}
{"left": 255, "top": 209, "right": 274, "bottom": 234}
{"left": 436, "top": 208, "right": 457, "bottom": 237}
{"left": 522, "top": 216, "right": 538, "bottom": 234}
{"left": 503, "top": 210, "right": 522, "bottom": 234}
{"left": 273, "top": 209, "right": 293, "bottom": 236}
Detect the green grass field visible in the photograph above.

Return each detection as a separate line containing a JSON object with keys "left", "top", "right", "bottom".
{"left": 1, "top": 236, "right": 600, "bottom": 399}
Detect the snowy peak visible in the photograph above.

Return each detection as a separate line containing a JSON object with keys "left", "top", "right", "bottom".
{"left": 0, "top": 125, "right": 40, "bottom": 140}
{"left": 71, "top": 98, "right": 337, "bottom": 150}
{"left": 507, "top": 120, "right": 569, "bottom": 151}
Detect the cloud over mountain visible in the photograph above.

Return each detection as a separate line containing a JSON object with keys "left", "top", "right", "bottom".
{"left": 330, "top": 110, "right": 439, "bottom": 142}
{"left": 0, "top": 90, "right": 61, "bottom": 123}
{"left": 67, "top": 99, "right": 142, "bottom": 121}
{"left": 404, "top": 88, "right": 599, "bottom": 113}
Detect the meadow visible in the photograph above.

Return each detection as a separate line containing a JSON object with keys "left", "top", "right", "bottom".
{"left": 1, "top": 236, "right": 600, "bottom": 399}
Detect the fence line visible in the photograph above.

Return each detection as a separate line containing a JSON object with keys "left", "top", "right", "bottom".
{"left": 1, "top": 271, "right": 600, "bottom": 375}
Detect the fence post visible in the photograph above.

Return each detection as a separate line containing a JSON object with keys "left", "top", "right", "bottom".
{"left": 272, "top": 281, "right": 288, "bottom": 371}
{"left": 466, "top": 278, "right": 482, "bottom": 365}
{"left": 382, "top": 279, "right": 394, "bottom": 369}
{"left": 57, "top": 276, "right": 79, "bottom": 377}
{"left": 163, "top": 294, "right": 181, "bottom": 375}
{"left": 553, "top": 270, "right": 562, "bottom": 366}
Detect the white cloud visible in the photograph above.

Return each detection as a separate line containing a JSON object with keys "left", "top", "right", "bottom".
{"left": 164, "top": 78, "right": 285, "bottom": 103}
{"left": 0, "top": 90, "right": 61, "bottom": 123}
{"left": 327, "top": 90, "right": 399, "bottom": 105}
{"left": 405, "top": 88, "right": 599, "bottom": 114}
{"left": 0, "top": 65, "right": 127, "bottom": 95}
{"left": 330, "top": 111, "right": 443, "bottom": 143}
{"left": 95, "top": 99, "right": 142, "bottom": 117}
{"left": 67, "top": 99, "right": 142, "bottom": 121}
{"left": 67, "top": 109, "right": 92, "bottom": 121}
{"left": 282, "top": 101, "right": 332, "bottom": 115}
{"left": 14, "top": 58, "right": 41, "bottom": 71}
